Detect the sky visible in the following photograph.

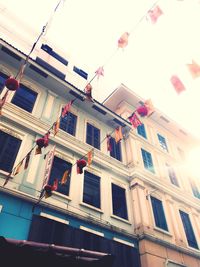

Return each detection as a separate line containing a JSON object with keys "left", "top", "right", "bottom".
{"left": 0, "top": 0, "right": 200, "bottom": 140}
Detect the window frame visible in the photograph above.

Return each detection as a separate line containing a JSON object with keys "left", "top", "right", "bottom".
{"left": 150, "top": 196, "right": 168, "bottom": 232}
{"left": 111, "top": 183, "right": 128, "bottom": 220}
{"left": 86, "top": 122, "right": 100, "bottom": 150}
{"left": 59, "top": 110, "right": 77, "bottom": 137}
{"left": 157, "top": 133, "right": 168, "bottom": 152}
{"left": 141, "top": 148, "right": 155, "bottom": 173}
{"left": 82, "top": 170, "right": 101, "bottom": 209}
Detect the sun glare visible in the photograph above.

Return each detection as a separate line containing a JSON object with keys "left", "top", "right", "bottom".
{"left": 186, "top": 146, "right": 200, "bottom": 179}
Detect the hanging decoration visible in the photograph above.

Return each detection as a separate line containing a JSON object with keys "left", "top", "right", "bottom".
{"left": 144, "top": 99, "right": 155, "bottom": 117}
{"left": 118, "top": 32, "right": 129, "bottom": 49}
{"left": 95, "top": 66, "right": 104, "bottom": 79}
{"left": 136, "top": 105, "right": 148, "bottom": 117}
{"left": 61, "top": 169, "right": 70, "bottom": 185}
{"left": 170, "top": 75, "right": 186, "bottom": 94}
{"left": 53, "top": 118, "right": 60, "bottom": 136}
{"left": 4, "top": 77, "right": 20, "bottom": 91}
{"left": 77, "top": 159, "right": 87, "bottom": 174}
{"left": 128, "top": 112, "right": 142, "bottom": 128}
{"left": 0, "top": 90, "right": 9, "bottom": 116}
{"left": 114, "top": 126, "right": 123, "bottom": 143}
{"left": 87, "top": 150, "right": 93, "bottom": 167}
{"left": 35, "top": 131, "right": 50, "bottom": 155}
{"left": 187, "top": 60, "right": 200, "bottom": 79}
{"left": 24, "top": 152, "right": 31, "bottom": 170}
{"left": 147, "top": 5, "right": 163, "bottom": 24}
{"left": 44, "top": 178, "right": 58, "bottom": 198}
{"left": 84, "top": 83, "right": 93, "bottom": 101}
{"left": 14, "top": 160, "right": 23, "bottom": 176}
{"left": 62, "top": 99, "right": 75, "bottom": 117}
{"left": 106, "top": 134, "right": 112, "bottom": 152}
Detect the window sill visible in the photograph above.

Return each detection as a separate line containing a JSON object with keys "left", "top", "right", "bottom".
{"left": 154, "top": 226, "right": 172, "bottom": 237}
{"left": 80, "top": 202, "right": 103, "bottom": 214}
{"left": 52, "top": 191, "right": 72, "bottom": 201}
{"left": 111, "top": 214, "right": 131, "bottom": 225}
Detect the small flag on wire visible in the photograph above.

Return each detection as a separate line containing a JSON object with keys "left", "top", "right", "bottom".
{"left": 87, "top": 150, "right": 93, "bottom": 166}
{"left": 147, "top": 5, "right": 163, "bottom": 24}
{"left": 24, "top": 152, "right": 31, "bottom": 170}
{"left": 53, "top": 118, "right": 60, "bottom": 136}
{"left": 3, "top": 172, "right": 12, "bottom": 187}
{"left": 144, "top": 99, "right": 154, "bottom": 117}
{"left": 95, "top": 66, "right": 104, "bottom": 79}
{"left": 61, "top": 170, "right": 70, "bottom": 185}
{"left": 106, "top": 134, "right": 112, "bottom": 152}
{"left": 115, "top": 126, "right": 123, "bottom": 143}
{"left": 118, "top": 32, "right": 129, "bottom": 48}
{"left": 128, "top": 113, "right": 142, "bottom": 128}
{"left": 170, "top": 75, "right": 186, "bottom": 94}
{"left": 52, "top": 178, "right": 58, "bottom": 191}
{"left": 187, "top": 60, "right": 200, "bottom": 79}
{"left": 84, "top": 83, "right": 93, "bottom": 101}
{"left": 62, "top": 100, "right": 74, "bottom": 118}
{"left": 0, "top": 90, "right": 9, "bottom": 116}
{"left": 14, "top": 160, "right": 24, "bottom": 176}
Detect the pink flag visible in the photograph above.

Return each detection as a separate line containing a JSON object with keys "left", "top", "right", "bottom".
{"left": 118, "top": 32, "right": 129, "bottom": 48}
{"left": 148, "top": 5, "right": 163, "bottom": 24}
{"left": 187, "top": 60, "right": 200, "bottom": 79}
{"left": 95, "top": 66, "right": 104, "bottom": 79}
{"left": 128, "top": 113, "right": 142, "bottom": 128}
{"left": 62, "top": 100, "right": 74, "bottom": 118}
{"left": 170, "top": 75, "right": 186, "bottom": 94}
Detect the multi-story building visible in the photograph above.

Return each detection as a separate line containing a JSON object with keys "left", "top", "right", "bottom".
{"left": 0, "top": 8, "right": 200, "bottom": 266}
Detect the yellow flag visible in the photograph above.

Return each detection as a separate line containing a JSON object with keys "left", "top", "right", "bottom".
{"left": 54, "top": 118, "right": 60, "bottom": 136}
{"left": 61, "top": 170, "right": 70, "bottom": 185}
{"left": 87, "top": 150, "right": 93, "bottom": 166}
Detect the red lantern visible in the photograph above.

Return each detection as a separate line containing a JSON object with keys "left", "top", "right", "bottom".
{"left": 44, "top": 184, "right": 53, "bottom": 198}
{"left": 5, "top": 77, "right": 19, "bottom": 91}
{"left": 77, "top": 159, "right": 87, "bottom": 174}
{"left": 136, "top": 105, "right": 148, "bottom": 117}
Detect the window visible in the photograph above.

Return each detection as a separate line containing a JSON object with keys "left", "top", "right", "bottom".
{"left": 141, "top": 148, "right": 154, "bottom": 173}
{"left": 110, "top": 137, "right": 122, "bottom": 161}
{"left": 83, "top": 171, "right": 100, "bottom": 208}
{"left": 73, "top": 66, "right": 88, "bottom": 80}
{"left": 157, "top": 134, "right": 168, "bottom": 152}
{"left": 190, "top": 179, "right": 200, "bottom": 199}
{"left": 48, "top": 156, "right": 72, "bottom": 196}
{"left": 86, "top": 123, "right": 100, "bottom": 150}
{"left": 177, "top": 147, "right": 185, "bottom": 161}
{"left": 166, "top": 164, "right": 179, "bottom": 187}
{"left": 60, "top": 111, "right": 77, "bottom": 136}
{"left": 0, "top": 72, "right": 8, "bottom": 95}
{"left": 0, "top": 130, "right": 21, "bottom": 173}
{"left": 151, "top": 196, "right": 168, "bottom": 231}
{"left": 112, "top": 183, "right": 128, "bottom": 220}
{"left": 137, "top": 124, "right": 147, "bottom": 139}
{"left": 179, "top": 210, "right": 198, "bottom": 249}
{"left": 11, "top": 84, "right": 38, "bottom": 112}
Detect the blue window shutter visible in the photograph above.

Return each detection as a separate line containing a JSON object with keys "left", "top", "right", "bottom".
{"left": 151, "top": 196, "right": 168, "bottom": 231}
{"left": 112, "top": 183, "right": 128, "bottom": 220}
{"left": 11, "top": 84, "right": 37, "bottom": 113}
{"left": 83, "top": 171, "right": 100, "bottom": 208}
{"left": 137, "top": 124, "right": 147, "bottom": 139}
{"left": 0, "top": 131, "right": 21, "bottom": 172}
{"left": 60, "top": 111, "right": 77, "bottom": 136}
{"left": 179, "top": 210, "right": 198, "bottom": 249}
{"left": 157, "top": 134, "right": 168, "bottom": 152}
{"left": 141, "top": 149, "right": 154, "bottom": 173}
{"left": 110, "top": 137, "right": 122, "bottom": 161}
{"left": 86, "top": 123, "right": 100, "bottom": 150}
{"left": 0, "top": 72, "right": 8, "bottom": 94}
{"left": 48, "top": 156, "right": 72, "bottom": 196}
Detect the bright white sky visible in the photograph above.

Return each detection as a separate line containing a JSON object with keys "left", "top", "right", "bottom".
{"left": 0, "top": 0, "right": 200, "bottom": 140}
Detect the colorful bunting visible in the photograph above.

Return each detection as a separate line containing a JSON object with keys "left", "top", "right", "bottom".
{"left": 84, "top": 83, "right": 93, "bottom": 101}
{"left": 115, "top": 126, "right": 123, "bottom": 143}
{"left": 14, "top": 160, "right": 23, "bottom": 176}
{"left": 128, "top": 112, "right": 142, "bottom": 128}
{"left": 5, "top": 77, "right": 19, "bottom": 91}
{"left": 52, "top": 178, "right": 58, "bottom": 191}
{"left": 170, "top": 75, "right": 186, "bottom": 94}
{"left": 35, "top": 131, "right": 50, "bottom": 155}
{"left": 147, "top": 5, "right": 163, "bottom": 24}
{"left": 95, "top": 66, "right": 104, "bottom": 79}
{"left": 0, "top": 90, "right": 9, "bottom": 116}
{"left": 61, "top": 170, "right": 70, "bottom": 185}
{"left": 77, "top": 159, "right": 87, "bottom": 174}
{"left": 118, "top": 32, "right": 129, "bottom": 48}
{"left": 136, "top": 105, "right": 148, "bottom": 117}
{"left": 53, "top": 118, "right": 60, "bottom": 136}
{"left": 62, "top": 100, "right": 74, "bottom": 118}
{"left": 24, "top": 152, "right": 31, "bottom": 170}
{"left": 106, "top": 134, "right": 112, "bottom": 152}
{"left": 187, "top": 60, "right": 200, "bottom": 79}
{"left": 87, "top": 150, "right": 93, "bottom": 166}
{"left": 3, "top": 173, "right": 12, "bottom": 187}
